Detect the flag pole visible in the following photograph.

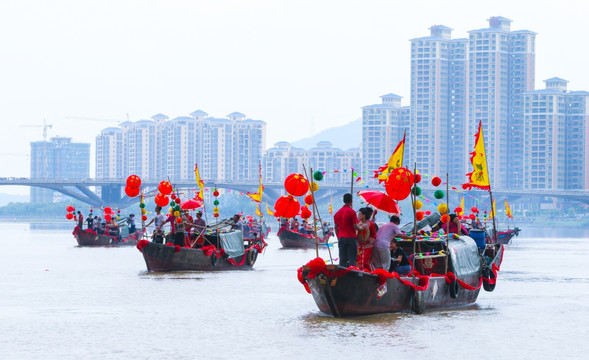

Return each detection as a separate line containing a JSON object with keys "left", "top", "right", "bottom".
{"left": 481, "top": 124, "right": 498, "bottom": 243}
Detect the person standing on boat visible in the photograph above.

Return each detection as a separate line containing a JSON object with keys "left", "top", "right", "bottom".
{"left": 126, "top": 214, "right": 136, "bottom": 234}
{"left": 334, "top": 193, "right": 358, "bottom": 268}
{"left": 145, "top": 206, "right": 166, "bottom": 244}
{"left": 372, "top": 215, "right": 415, "bottom": 270}
{"left": 390, "top": 238, "right": 411, "bottom": 275}
{"left": 159, "top": 211, "right": 186, "bottom": 247}
{"left": 77, "top": 211, "right": 84, "bottom": 228}
{"left": 86, "top": 214, "right": 94, "bottom": 230}
{"left": 355, "top": 207, "right": 376, "bottom": 271}
{"left": 290, "top": 217, "right": 300, "bottom": 231}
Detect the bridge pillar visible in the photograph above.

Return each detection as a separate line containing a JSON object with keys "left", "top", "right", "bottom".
{"left": 101, "top": 184, "right": 122, "bottom": 206}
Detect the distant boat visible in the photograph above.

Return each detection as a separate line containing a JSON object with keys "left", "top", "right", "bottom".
{"left": 242, "top": 220, "right": 271, "bottom": 242}
{"left": 73, "top": 226, "right": 142, "bottom": 246}
{"left": 277, "top": 226, "right": 332, "bottom": 248}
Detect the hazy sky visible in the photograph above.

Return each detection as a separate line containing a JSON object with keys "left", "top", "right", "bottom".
{"left": 1, "top": 0, "right": 588, "bottom": 195}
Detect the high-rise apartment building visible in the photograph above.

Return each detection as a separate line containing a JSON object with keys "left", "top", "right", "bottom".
{"left": 361, "top": 94, "right": 410, "bottom": 183}
{"left": 409, "top": 25, "right": 469, "bottom": 185}
{"left": 263, "top": 141, "right": 360, "bottom": 185}
{"left": 95, "top": 111, "right": 266, "bottom": 183}
{"left": 523, "top": 78, "right": 589, "bottom": 190}
{"left": 30, "top": 137, "right": 90, "bottom": 202}
{"left": 468, "top": 17, "right": 535, "bottom": 189}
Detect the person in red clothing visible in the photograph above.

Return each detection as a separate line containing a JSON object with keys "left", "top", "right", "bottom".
{"left": 333, "top": 193, "right": 358, "bottom": 267}
{"left": 355, "top": 207, "right": 376, "bottom": 271}
{"left": 76, "top": 211, "right": 83, "bottom": 228}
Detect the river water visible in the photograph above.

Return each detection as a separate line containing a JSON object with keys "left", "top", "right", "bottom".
{"left": 1, "top": 222, "right": 588, "bottom": 360}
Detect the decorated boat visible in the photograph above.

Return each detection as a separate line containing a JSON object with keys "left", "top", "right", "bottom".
{"left": 277, "top": 226, "right": 332, "bottom": 248}
{"left": 73, "top": 226, "right": 143, "bottom": 246}
{"left": 298, "top": 234, "right": 503, "bottom": 316}
{"left": 495, "top": 227, "right": 520, "bottom": 244}
{"left": 137, "top": 221, "right": 266, "bottom": 271}
{"left": 242, "top": 220, "right": 271, "bottom": 242}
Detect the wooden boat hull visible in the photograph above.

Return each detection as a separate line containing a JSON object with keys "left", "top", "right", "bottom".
{"left": 140, "top": 242, "right": 257, "bottom": 272}
{"left": 301, "top": 241, "right": 503, "bottom": 317}
{"left": 496, "top": 228, "right": 520, "bottom": 245}
{"left": 74, "top": 228, "right": 142, "bottom": 246}
{"left": 278, "top": 227, "right": 330, "bottom": 248}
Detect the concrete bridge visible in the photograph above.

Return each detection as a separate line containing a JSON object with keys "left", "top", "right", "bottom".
{"left": 1, "top": 178, "right": 589, "bottom": 209}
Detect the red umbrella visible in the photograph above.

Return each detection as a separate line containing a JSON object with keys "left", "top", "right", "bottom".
{"left": 180, "top": 199, "right": 203, "bottom": 210}
{"left": 357, "top": 190, "right": 401, "bottom": 214}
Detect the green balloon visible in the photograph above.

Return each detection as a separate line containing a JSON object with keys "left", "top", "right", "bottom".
{"left": 213, "top": 199, "right": 219, "bottom": 206}
{"left": 139, "top": 203, "right": 145, "bottom": 208}
{"left": 434, "top": 189, "right": 445, "bottom": 199}
{"left": 411, "top": 186, "right": 422, "bottom": 196}
{"left": 174, "top": 205, "right": 181, "bottom": 212}
{"left": 313, "top": 171, "right": 324, "bottom": 181}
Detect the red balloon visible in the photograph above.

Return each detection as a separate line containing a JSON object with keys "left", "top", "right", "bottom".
{"left": 104, "top": 207, "right": 112, "bottom": 214}
{"left": 469, "top": 214, "right": 476, "bottom": 220}
{"left": 304, "top": 194, "right": 314, "bottom": 206}
{"left": 213, "top": 213, "right": 220, "bottom": 218}
{"left": 104, "top": 214, "right": 112, "bottom": 222}
{"left": 66, "top": 205, "right": 75, "bottom": 212}
{"left": 213, "top": 190, "right": 219, "bottom": 197}
{"left": 158, "top": 181, "right": 173, "bottom": 195}
{"left": 300, "top": 205, "right": 312, "bottom": 219}
{"left": 414, "top": 173, "right": 422, "bottom": 184}
{"left": 284, "top": 173, "right": 309, "bottom": 197}
{"left": 66, "top": 212, "right": 74, "bottom": 220}
{"left": 126, "top": 175, "right": 141, "bottom": 188}
{"left": 416, "top": 211, "right": 424, "bottom": 221}
{"left": 155, "top": 193, "right": 170, "bottom": 207}
{"left": 385, "top": 167, "right": 414, "bottom": 201}
{"left": 125, "top": 186, "right": 140, "bottom": 197}
{"left": 170, "top": 193, "right": 176, "bottom": 200}
{"left": 471, "top": 207, "right": 479, "bottom": 213}
{"left": 142, "top": 215, "right": 148, "bottom": 221}
{"left": 425, "top": 210, "right": 431, "bottom": 215}
{"left": 174, "top": 198, "right": 181, "bottom": 204}
{"left": 432, "top": 176, "right": 442, "bottom": 187}
{"left": 454, "top": 207, "right": 463, "bottom": 214}
{"left": 274, "top": 195, "right": 301, "bottom": 219}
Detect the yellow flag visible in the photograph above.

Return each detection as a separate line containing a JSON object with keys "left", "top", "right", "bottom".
{"left": 504, "top": 200, "right": 513, "bottom": 219}
{"left": 194, "top": 163, "right": 204, "bottom": 200}
{"left": 256, "top": 203, "right": 262, "bottom": 217}
{"left": 375, "top": 131, "right": 405, "bottom": 183}
{"left": 488, "top": 199, "right": 496, "bottom": 219}
{"left": 459, "top": 196, "right": 464, "bottom": 216}
{"left": 329, "top": 194, "right": 333, "bottom": 215}
{"left": 266, "top": 202, "right": 274, "bottom": 216}
{"left": 463, "top": 121, "right": 490, "bottom": 190}
{"left": 247, "top": 182, "right": 264, "bottom": 202}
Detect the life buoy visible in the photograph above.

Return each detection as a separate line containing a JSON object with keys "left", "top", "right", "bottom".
{"left": 246, "top": 248, "right": 258, "bottom": 267}
{"left": 482, "top": 267, "right": 496, "bottom": 292}
{"left": 412, "top": 290, "right": 425, "bottom": 314}
{"left": 449, "top": 279, "right": 460, "bottom": 299}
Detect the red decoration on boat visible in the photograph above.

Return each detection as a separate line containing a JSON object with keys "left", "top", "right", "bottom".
{"left": 384, "top": 167, "right": 414, "bottom": 201}
{"left": 274, "top": 195, "right": 301, "bottom": 219}
{"left": 431, "top": 176, "right": 442, "bottom": 187}
{"left": 154, "top": 193, "right": 169, "bottom": 207}
{"left": 136, "top": 239, "right": 149, "bottom": 252}
{"left": 471, "top": 207, "right": 479, "bottom": 213}
{"left": 454, "top": 207, "right": 462, "bottom": 214}
{"left": 416, "top": 211, "right": 424, "bottom": 221}
{"left": 141, "top": 215, "right": 148, "bottom": 221}
{"left": 175, "top": 217, "right": 182, "bottom": 224}
{"left": 414, "top": 173, "right": 422, "bottom": 183}
{"left": 174, "top": 198, "right": 181, "bottom": 204}
{"left": 469, "top": 213, "right": 476, "bottom": 220}
{"left": 104, "top": 214, "right": 112, "bottom": 222}
{"left": 126, "top": 175, "right": 141, "bottom": 188}
{"left": 440, "top": 214, "right": 449, "bottom": 223}
{"left": 170, "top": 193, "right": 176, "bottom": 200}
{"left": 104, "top": 207, "right": 112, "bottom": 214}
{"left": 304, "top": 194, "right": 314, "bottom": 206}
{"left": 357, "top": 190, "right": 401, "bottom": 214}
{"left": 300, "top": 205, "right": 312, "bottom": 219}
{"left": 158, "top": 181, "right": 173, "bottom": 195}
{"left": 66, "top": 212, "right": 74, "bottom": 220}
{"left": 284, "top": 173, "right": 309, "bottom": 197}
{"left": 213, "top": 190, "right": 220, "bottom": 197}
{"left": 66, "top": 205, "right": 75, "bottom": 212}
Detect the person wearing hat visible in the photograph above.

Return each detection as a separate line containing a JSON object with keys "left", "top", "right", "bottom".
{"left": 126, "top": 213, "right": 136, "bottom": 234}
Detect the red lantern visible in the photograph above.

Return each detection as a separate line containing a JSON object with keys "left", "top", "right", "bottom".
{"left": 170, "top": 193, "right": 176, "bottom": 200}
{"left": 104, "top": 207, "right": 112, "bottom": 214}
{"left": 274, "top": 195, "right": 301, "bottom": 219}
{"left": 385, "top": 167, "right": 414, "bottom": 201}
{"left": 174, "top": 198, "right": 181, "bottom": 204}
{"left": 284, "top": 173, "right": 309, "bottom": 197}
{"left": 213, "top": 190, "right": 219, "bottom": 197}
{"left": 66, "top": 205, "right": 75, "bottom": 212}
{"left": 432, "top": 176, "right": 442, "bottom": 187}
{"left": 471, "top": 207, "right": 479, "bottom": 213}
{"left": 416, "top": 211, "right": 424, "bottom": 221}
{"left": 125, "top": 186, "right": 140, "bottom": 197}
{"left": 440, "top": 214, "right": 449, "bottom": 223}
{"left": 66, "top": 212, "right": 74, "bottom": 220}
{"left": 304, "top": 194, "right": 313, "bottom": 206}
{"left": 158, "top": 181, "right": 173, "bottom": 195}
{"left": 300, "top": 205, "right": 312, "bottom": 219}
{"left": 142, "top": 215, "right": 148, "bottom": 221}
{"left": 248, "top": 218, "right": 253, "bottom": 223}
{"left": 454, "top": 207, "right": 462, "bottom": 214}
{"left": 155, "top": 193, "right": 169, "bottom": 207}
{"left": 127, "top": 175, "right": 141, "bottom": 188}
{"left": 213, "top": 213, "right": 220, "bottom": 218}
{"left": 425, "top": 210, "right": 431, "bottom": 215}
{"left": 104, "top": 214, "right": 112, "bottom": 222}
{"left": 469, "top": 214, "right": 476, "bottom": 220}
{"left": 175, "top": 217, "right": 183, "bottom": 224}
{"left": 414, "top": 173, "right": 422, "bottom": 184}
